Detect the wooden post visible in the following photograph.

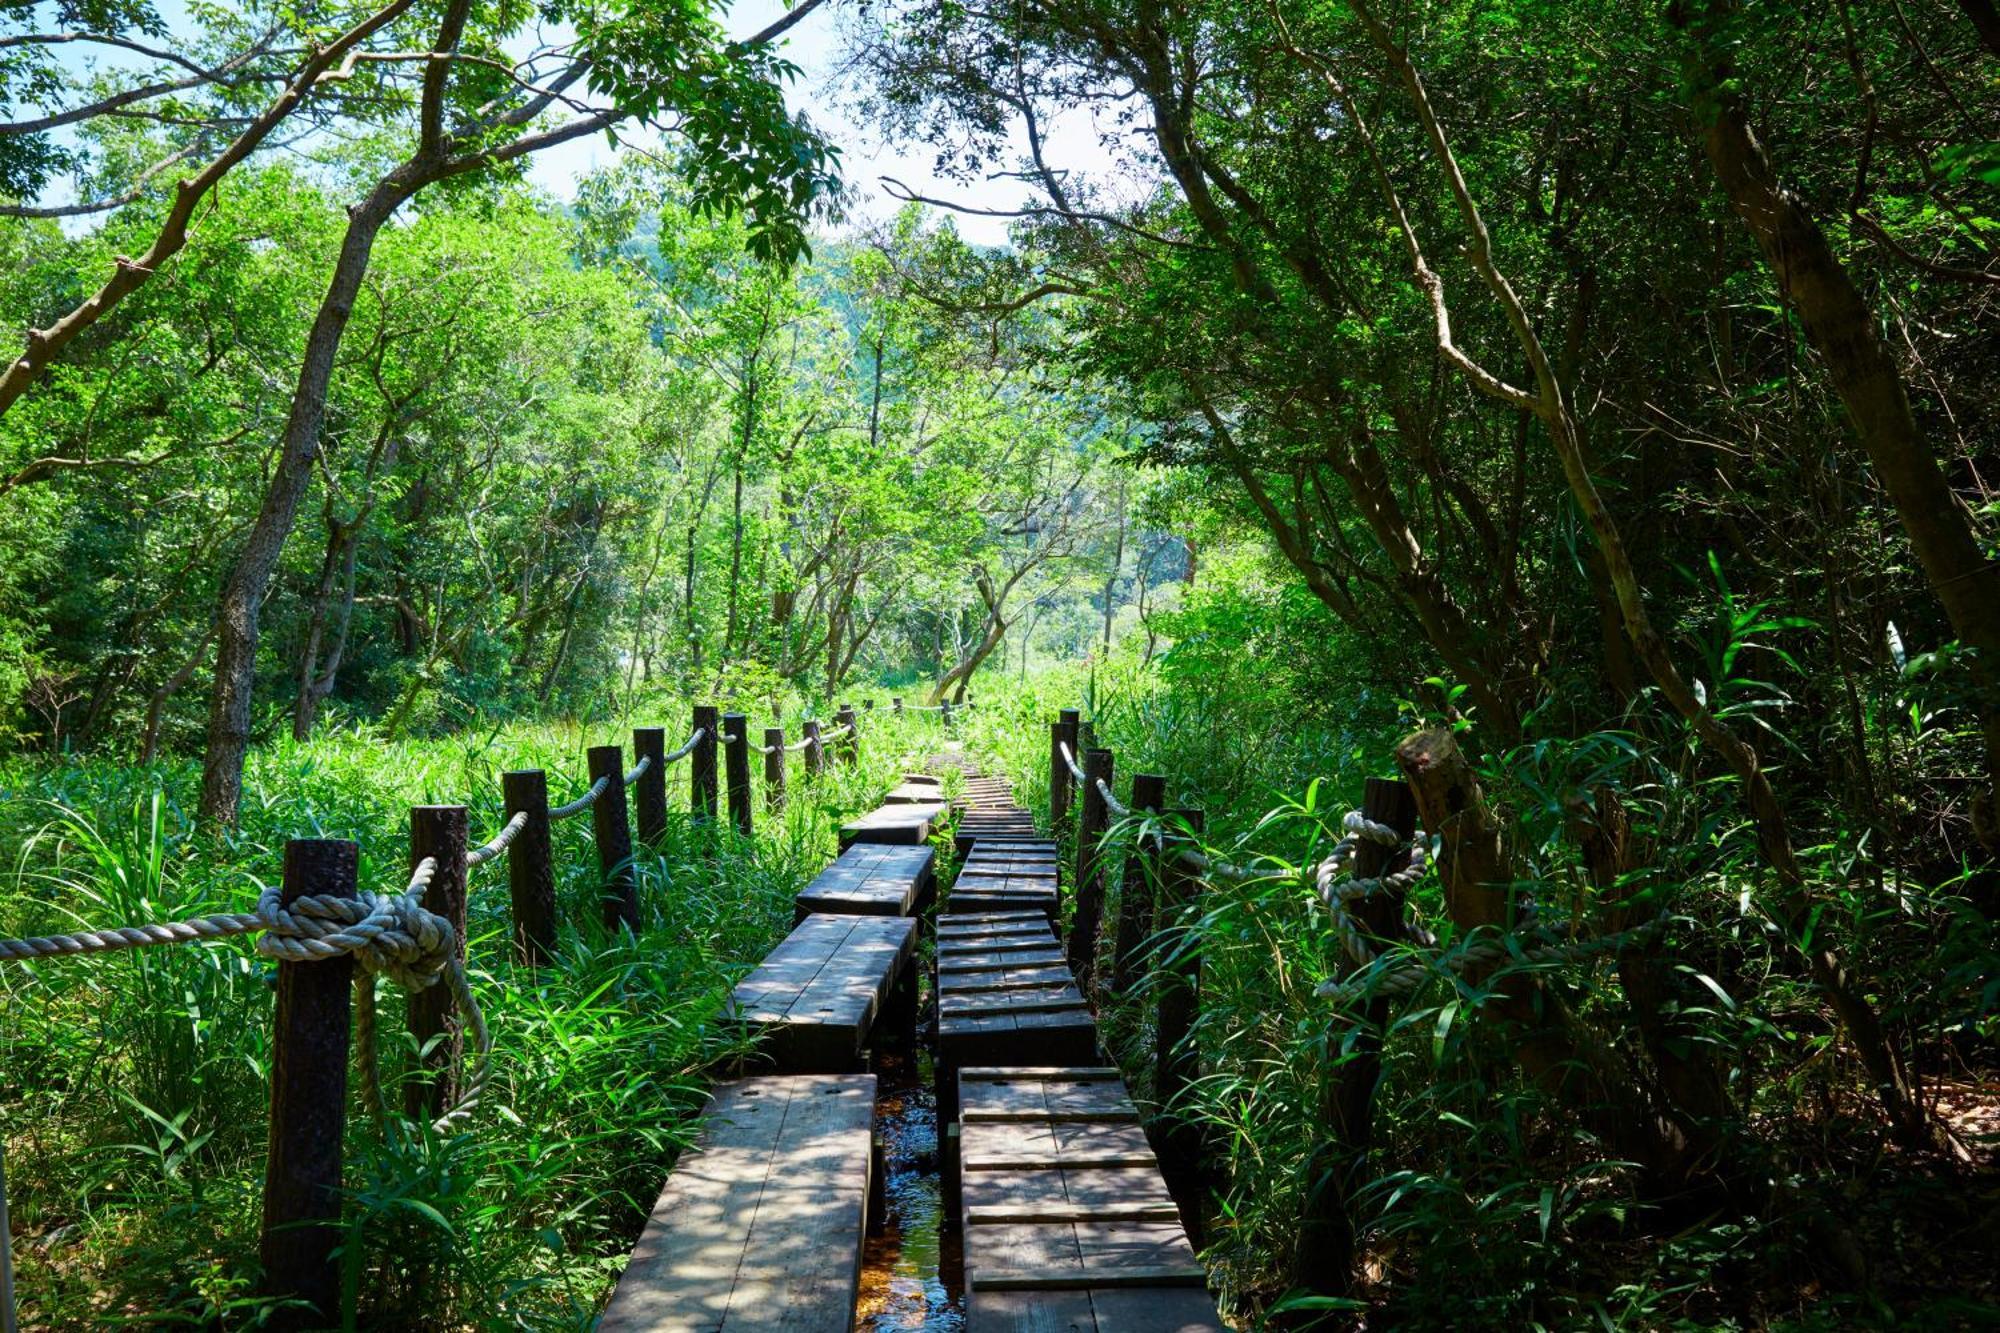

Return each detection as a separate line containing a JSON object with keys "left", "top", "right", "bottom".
{"left": 405, "top": 805, "right": 468, "bottom": 1121}
{"left": 893, "top": 697, "right": 904, "bottom": 716}
{"left": 804, "top": 719, "right": 826, "bottom": 776}
{"left": 764, "top": 727, "right": 787, "bottom": 813}
{"left": 588, "top": 745, "right": 639, "bottom": 933}
{"left": 1292, "top": 777, "right": 1418, "bottom": 1305}
{"left": 1051, "top": 710, "right": 1080, "bottom": 827}
{"left": 1154, "top": 808, "right": 1206, "bottom": 1247}
{"left": 632, "top": 726, "right": 668, "bottom": 845}
{"left": 941, "top": 698, "right": 954, "bottom": 729}
{"left": 723, "top": 712, "right": 752, "bottom": 836}
{"left": 691, "top": 705, "right": 720, "bottom": 824}
{"left": 1109, "top": 773, "right": 1167, "bottom": 997}
{"left": 835, "top": 704, "right": 859, "bottom": 765}
{"left": 260, "top": 838, "right": 357, "bottom": 1328}
{"left": 1068, "top": 747, "right": 1114, "bottom": 994}
{"left": 502, "top": 769, "right": 555, "bottom": 966}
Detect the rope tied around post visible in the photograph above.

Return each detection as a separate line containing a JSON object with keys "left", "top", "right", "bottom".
{"left": 1313, "top": 810, "right": 1430, "bottom": 969}
{"left": 0, "top": 860, "right": 494, "bottom": 1135}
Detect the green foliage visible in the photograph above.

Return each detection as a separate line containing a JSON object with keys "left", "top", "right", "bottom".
{"left": 0, "top": 698, "right": 943, "bottom": 1326}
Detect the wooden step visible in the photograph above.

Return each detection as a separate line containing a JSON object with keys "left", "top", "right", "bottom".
{"left": 952, "top": 1068, "right": 1222, "bottom": 1332}
{"left": 936, "top": 922, "right": 1096, "bottom": 1126}
{"left": 839, "top": 802, "right": 946, "bottom": 849}
{"left": 601, "top": 1074, "right": 877, "bottom": 1331}
{"left": 794, "top": 843, "right": 935, "bottom": 919}
{"left": 726, "top": 913, "right": 917, "bottom": 1071}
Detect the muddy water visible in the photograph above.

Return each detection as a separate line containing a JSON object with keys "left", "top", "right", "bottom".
{"left": 854, "top": 1045, "right": 965, "bottom": 1331}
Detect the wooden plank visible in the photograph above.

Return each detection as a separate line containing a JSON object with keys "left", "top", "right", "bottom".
{"left": 938, "top": 938, "right": 1056, "bottom": 956}
{"left": 599, "top": 1075, "right": 875, "bottom": 1331}
{"left": 971, "top": 1265, "right": 1209, "bottom": 1292}
{"left": 966, "top": 1204, "right": 1181, "bottom": 1224}
{"left": 943, "top": 999, "right": 1091, "bottom": 1019}
{"left": 956, "top": 1067, "right": 1224, "bottom": 1333}
{"left": 884, "top": 781, "right": 949, "bottom": 804}
{"left": 838, "top": 802, "right": 946, "bottom": 848}
{"left": 794, "top": 843, "right": 933, "bottom": 917}
{"left": 726, "top": 914, "right": 915, "bottom": 1071}
{"left": 962, "top": 1108, "right": 1140, "bottom": 1123}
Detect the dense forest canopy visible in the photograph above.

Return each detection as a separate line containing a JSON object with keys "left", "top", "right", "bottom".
{"left": 3, "top": 0, "right": 1999, "bottom": 1326}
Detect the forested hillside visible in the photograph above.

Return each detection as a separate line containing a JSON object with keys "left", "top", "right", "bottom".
{"left": 4, "top": 0, "right": 1998, "bottom": 1327}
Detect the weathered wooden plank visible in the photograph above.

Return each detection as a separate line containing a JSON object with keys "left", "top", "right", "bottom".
{"left": 726, "top": 914, "right": 916, "bottom": 1071}
{"left": 971, "top": 1265, "right": 1209, "bottom": 1291}
{"left": 955, "top": 1068, "right": 1223, "bottom": 1333}
{"left": 793, "top": 843, "right": 934, "bottom": 918}
{"left": 839, "top": 802, "right": 946, "bottom": 849}
{"left": 600, "top": 1075, "right": 875, "bottom": 1331}
{"left": 965, "top": 1204, "right": 1182, "bottom": 1224}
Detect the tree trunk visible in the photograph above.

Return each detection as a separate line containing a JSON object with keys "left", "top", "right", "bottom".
{"left": 1395, "top": 729, "right": 1691, "bottom": 1180}
{"left": 1675, "top": 0, "right": 2000, "bottom": 852}
{"left": 200, "top": 182, "right": 411, "bottom": 824}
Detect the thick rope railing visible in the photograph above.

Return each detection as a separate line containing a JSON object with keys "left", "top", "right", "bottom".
{"left": 548, "top": 774, "right": 609, "bottom": 821}
{"left": 465, "top": 810, "right": 529, "bottom": 869}
{"left": 1058, "top": 740, "right": 1087, "bottom": 783}
{"left": 663, "top": 726, "right": 706, "bottom": 763}
{"left": 623, "top": 754, "right": 652, "bottom": 786}
{"left": 0, "top": 859, "right": 491, "bottom": 1135}
{"left": 752, "top": 733, "right": 818, "bottom": 756}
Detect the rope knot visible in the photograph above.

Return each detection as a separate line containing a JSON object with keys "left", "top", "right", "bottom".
{"left": 253, "top": 858, "right": 453, "bottom": 991}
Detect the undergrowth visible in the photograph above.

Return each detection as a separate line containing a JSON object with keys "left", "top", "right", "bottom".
{"left": 0, "top": 699, "right": 949, "bottom": 1329}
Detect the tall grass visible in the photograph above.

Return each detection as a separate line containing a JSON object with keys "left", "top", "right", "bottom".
{"left": 0, "top": 702, "right": 946, "bottom": 1328}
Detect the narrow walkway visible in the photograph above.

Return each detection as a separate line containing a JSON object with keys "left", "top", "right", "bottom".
{"left": 602, "top": 753, "right": 1221, "bottom": 1331}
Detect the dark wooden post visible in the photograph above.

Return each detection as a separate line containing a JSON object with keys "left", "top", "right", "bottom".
{"left": 941, "top": 698, "right": 954, "bottom": 729}
{"left": 1068, "top": 747, "right": 1115, "bottom": 994}
{"left": 1109, "top": 773, "right": 1167, "bottom": 997}
{"left": 804, "top": 719, "right": 826, "bottom": 776}
{"left": 632, "top": 726, "right": 668, "bottom": 845}
{"left": 405, "top": 806, "right": 468, "bottom": 1121}
{"left": 764, "top": 727, "right": 787, "bottom": 813}
{"left": 691, "top": 705, "right": 720, "bottom": 824}
{"left": 835, "top": 704, "right": 859, "bottom": 765}
{"left": 260, "top": 838, "right": 357, "bottom": 1328}
{"left": 1292, "top": 777, "right": 1418, "bottom": 1304}
{"left": 1051, "top": 708, "right": 1080, "bottom": 827}
{"left": 1154, "top": 808, "right": 1206, "bottom": 1246}
{"left": 587, "top": 745, "right": 639, "bottom": 933}
{"left": 723, "top": 712, "right": 752, "bottom": 835}
{"left": 892, "top": 697, "right": 904, "bottom": 716}
{"left": 502, "top": 769, "right": 555, "bottom": 966}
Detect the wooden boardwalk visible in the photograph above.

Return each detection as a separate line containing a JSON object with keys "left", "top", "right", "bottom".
{"left": 957, "top": 1068, "right": 1221, "bottom": 1332}
{"left": 839, "top": 801, "right": 945, "bottom": 848}
{"left": 726, "top": 913, "right": 917, "bottom": 1071}
{"left": 600, "top": 1075, "right": 877, "bottom": 1331}
{"left": 793, "top": 842, "right": 934, "bottom": 919}
{"left": 937, "top": 911, "right": 1095, "bottom": 1118}
{"left": 611, "top": 756, "right": 1221, "bottom": 1330}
